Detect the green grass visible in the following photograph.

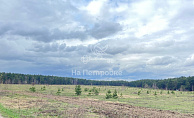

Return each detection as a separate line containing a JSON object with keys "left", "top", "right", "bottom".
{"left": 0, "top": 103, "right": 20, "bottom": 118}
{"left": 0, "top": 84, "right": 194, "bottom": 117}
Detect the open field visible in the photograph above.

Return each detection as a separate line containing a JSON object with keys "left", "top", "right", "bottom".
{"left": 0, "top": 84, "right": 194, "bottom": 118}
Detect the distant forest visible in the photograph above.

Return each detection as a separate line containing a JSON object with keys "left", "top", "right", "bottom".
{"left": 0, "top": 72, "right": 193, "bottom": 91}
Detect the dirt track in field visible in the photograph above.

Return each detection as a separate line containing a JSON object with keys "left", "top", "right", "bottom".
{"left": 2, "top": 90, "right": 194, "bottom": 118}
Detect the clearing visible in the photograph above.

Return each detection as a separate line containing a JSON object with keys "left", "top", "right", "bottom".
{"left": 0, "top": 84, "right": 194, "bottom": 118}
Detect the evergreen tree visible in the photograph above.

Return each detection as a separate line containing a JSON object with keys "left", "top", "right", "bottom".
{"left": 75, "top": 85, "right": 82, "bottom": 95}
{"left": 0, "top": 72, "right": 194, "bottom": 92}
{"left": 41, "top": 86, "right": 46, "bottom": 91}
{"left": 138, "top": 90, "right": 141, "bottom": 95}
{"left": 113, "top": 89, "right": 118, "bottom": 99}
{"left": 29, "top": 87, "right": 36, "bottom": 92}
{"left": 154, "top": 91, "right": 157, "bottom": 95}
{"left": 171, "top": 91, "right": 175, "bottom": 94}
{"left": 56, "top": 88, "right": 61, "bottom": 95}
{"left": 120, "top": 93, "right": 123, "bottom": 98}
{"left": 106, "top": 90, "right": 112, "bottom": 99}
{"left": 94, "top": 89, "right": 99, "bottom": 95}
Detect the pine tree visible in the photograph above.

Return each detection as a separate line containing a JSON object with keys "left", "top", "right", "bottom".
{"left": 154, "top": 91, "right": 157, "bottom": 95}
{"left": 106, "top": 90, "right": 112, "bottom": 99}
{"left": 56, "top": 88, "right": 61, "bottom": 95}
{"left": 94, "top": 89, "right": 99, "bottom": 95}
{"left": 75, "top": 85, "right": 82, "bottom": 95}
{"left": 120, "top": 93, "right": 123, "bottom": 98}
{"left": 113, "top": 89, "right": 118, "bottom": 99}
{"left": 29, "top": 87, "right": 36, "bottom": 92}
{"left": 41, "top": 86, "right": 46, "bottom": 91}
{"left": 138, "top": 90, "right": 141, "bottom": 95}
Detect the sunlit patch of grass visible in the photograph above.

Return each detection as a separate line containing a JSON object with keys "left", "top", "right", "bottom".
{"left": 0, "top": 103, "right": 20, "bottom": 118}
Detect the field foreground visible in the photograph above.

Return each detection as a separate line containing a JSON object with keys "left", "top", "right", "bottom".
{"left": 0, "top": 84, "right": 194, "bottom": 118}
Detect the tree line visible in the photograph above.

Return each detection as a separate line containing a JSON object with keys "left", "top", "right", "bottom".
{"left": 0, "top": 72, "right": 193, "bottom": 91}
{"left": 127, "top": 76, "right": 194, "bottom": 91}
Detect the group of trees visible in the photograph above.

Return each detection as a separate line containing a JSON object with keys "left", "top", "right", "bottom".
{"left": 75, "top": 85, "right": 119, "bottom": 99}
{"left": 106, "top": 89, "right": 118, "bottom": 99}
{"left": 128, "top": 76, "right": 194, "bottom": 91}
{"left": 0, "top": 72, "right": 194, "bottom": 91}
{"left": 0, "top": 72, "right": 127, "bottom": 85}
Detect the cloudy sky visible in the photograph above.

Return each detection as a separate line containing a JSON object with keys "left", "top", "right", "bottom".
{"left": 1, "top": 0, "right": 194, "bottom": 81}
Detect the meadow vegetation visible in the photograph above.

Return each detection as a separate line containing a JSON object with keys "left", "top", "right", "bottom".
{"left": 0, "top": 84, "right": 193, "bottom": 117}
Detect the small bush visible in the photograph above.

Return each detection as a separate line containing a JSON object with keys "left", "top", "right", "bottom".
{"left": 41, "top": 86, "right": 46, "bottom": 91}
{"left": 88, "top": 92, "right": 92, "bottom": 96}
{"left": 154, "top": 91, "right": 157, "bottom": 95}
{"left": 29, "top": 87, "right": 36, "bottom": 92}
{"left": 171, "top": 91, "right": 175, "bottom": 94}
{"left": 138, "top": 90, "right": 141, "bottom": 95}
{"left": 56, "top": 88, "right": 61, "bottom": 95}
{"left": 120, "top": 93, "right": 123, "bottom": 98}
{"left": 87, "top": 87, "right": 99, "bottom": 96}
{"left": 106, "top": 90, "right": 112, "bottom": 99}
{"left": 113, "top": 89, "right": 118, "bottom": 99}
{"left": 84, "top": 88, "right": 89, "bottom": 92}
{"left": 94, "top": 89, "right": 99, "bottom": 95}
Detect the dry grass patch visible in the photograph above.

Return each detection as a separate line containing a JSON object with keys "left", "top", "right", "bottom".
{"left": 122, "top": 95, "right": 140, "bottom": 98}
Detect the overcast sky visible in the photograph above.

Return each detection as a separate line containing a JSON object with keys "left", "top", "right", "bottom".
{"left": 1, "top": 0, "right": 194, "bottom": 81}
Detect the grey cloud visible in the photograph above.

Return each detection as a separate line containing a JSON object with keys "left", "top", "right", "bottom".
{"left": 2, "top": 23, "right": 88, "bottom": 42}
{"left": 0, "top": 23, "right": 12, "bottom": 35}
{"left": 147, "top": 56, "right": 178, "bottom": 65}
{"left": 106, "top": 46, "right": 127, "bottom": 55}
{"left": 33, "top": 43, "right": 66, "bottom": 52}
{"left": 0, "top": 0, "right": 88, "bottom": 42}
{"left": 25, "top": 28, "right": 87, "bottom": 42}
{"left": 0, "top": 0, "right": 123, "bottom": 42}
{"left": 51, "top": 29, "right": 88, "bottom": 41}
{"left": 89, "top": 21, "right": 122, "bottom": 39}
{"left": 32, "top": 42, "right": 89, "bottom": 58}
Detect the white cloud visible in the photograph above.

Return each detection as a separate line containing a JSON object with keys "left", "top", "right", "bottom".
{"left": 0, "top": 0, "right": 194, "bottom": 80}
{"left": 135, "top": 16, "right": 169, "bottom": 37}
{"left": 185, "top": 54, "right": 194, "bottom": 66}
{"left": 86, "top": 0, "right": 107, "bottom": 16}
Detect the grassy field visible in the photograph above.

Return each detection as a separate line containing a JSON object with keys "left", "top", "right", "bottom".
{"left": 0, "top": 84, "right": 194, "bottom": 118}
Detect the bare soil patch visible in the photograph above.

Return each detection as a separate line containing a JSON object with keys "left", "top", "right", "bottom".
{"left": 0, "top": 114, "right": 3, "bottom": 118}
